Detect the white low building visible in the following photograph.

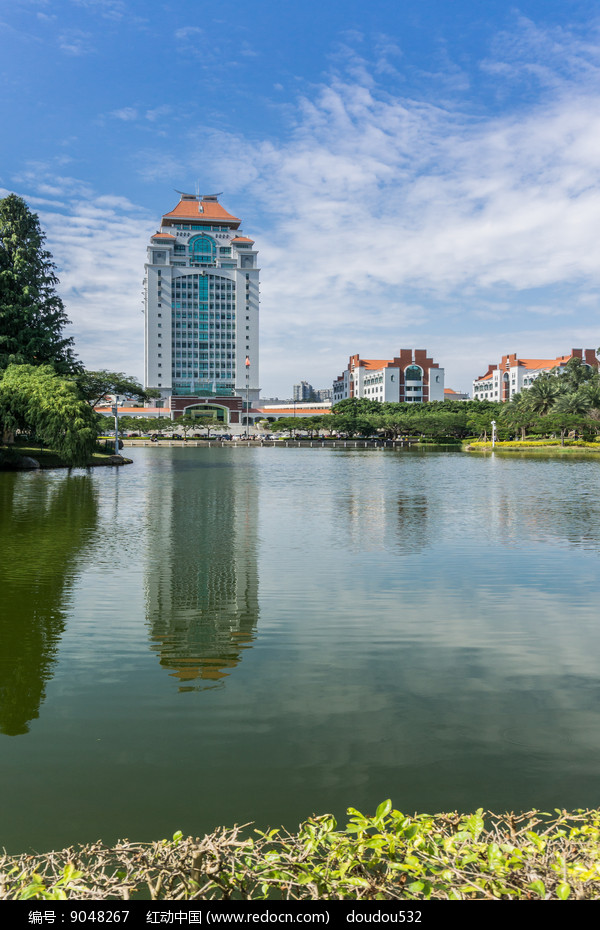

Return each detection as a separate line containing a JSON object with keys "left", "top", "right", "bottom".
{"left": 333, "top": 350, "right": 445, "bottom": 404}
{"left": 472, "top": 349, "right": 598, "bottom": 402}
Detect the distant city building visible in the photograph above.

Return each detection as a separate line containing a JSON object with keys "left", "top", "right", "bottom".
{"left": 293, "top": 381, "right": 316, "bottom": 401}
{"left": 444, "top": 388, "right": 469, "bottom": 401}
{"left": 316, "top": 388, "right": 332, "bottom": 402}
{"left": 472, "top": 348, "right": 599, "bottom": 402}
{"left": 333, "top": 350, "right": 445, "bottom": 404}
{"left": 144, "top": 192, "right": 260, "bottom": 425}
{"left": 257, "top": 402, "right": 332, "bottom": 422}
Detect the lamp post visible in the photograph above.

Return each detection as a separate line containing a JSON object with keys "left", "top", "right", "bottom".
{"left": 112, "top": 402, "right": 120, "bottom": 456}
{"left": 491, "top": 419, "right": 497, "bottom": 449}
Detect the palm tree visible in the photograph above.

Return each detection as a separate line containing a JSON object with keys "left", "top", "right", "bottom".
{"left": 580, "top": 380, "right": 600, "bottom": 416}
{"left": 501, "top": 392, "right": 534, "bottom": 440}
{"left": 546, "top": 392, "right": 591, "bottom": 444}
{"left": 526, "top": 374, "right": 560, "bottom": 416}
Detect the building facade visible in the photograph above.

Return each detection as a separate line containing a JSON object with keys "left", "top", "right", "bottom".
{"left": 144, "top": 192, "right": 260, "bottom": 409}
{"left": 333, "top": 350, "right": 445, "bottom": 404}
{"left": 472, "top": 349, "right": 598, "bottom": 402}
{"left": 293, "top": 381, "right": 316, "bottom": 401}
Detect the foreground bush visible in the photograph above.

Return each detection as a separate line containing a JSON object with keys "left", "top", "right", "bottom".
{"left": 2, "top": 804, "right": 600, "bottom": 900}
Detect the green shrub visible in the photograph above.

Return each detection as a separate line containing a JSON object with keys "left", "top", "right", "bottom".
{"left": 3, "top": 805, "right": 600, "bottom": 900}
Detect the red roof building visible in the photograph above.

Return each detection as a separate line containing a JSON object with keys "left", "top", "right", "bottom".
{"left": 144, "top": 193, "right": 260, "bottom": 416}
{"left": 472, "top": 349, "right": 599, "bottom": 401}
{"left": 333, "top": 350, "right": 445, "bottom": 404}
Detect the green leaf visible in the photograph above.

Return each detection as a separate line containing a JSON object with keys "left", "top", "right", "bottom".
{"left": 465, "top": 809, "right": 485, "bottom": 840}
{"left": 556, "top": 882, "right": 570, "bottom": 900}
{"left": 528, "top": 880, "right": 546, "bottom": 897}
{"left": 407, "top": 880, "right": 425, "bottom": 893}
{"left": 375, "top": 799, "right": 392, "bottom": 822}
{"left": 525, "top": 831, "right": 545, "bottom": 852}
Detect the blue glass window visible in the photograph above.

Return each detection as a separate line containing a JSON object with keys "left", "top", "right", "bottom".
{"left": 189, "top": 235, "right": 216, "bottom": 264}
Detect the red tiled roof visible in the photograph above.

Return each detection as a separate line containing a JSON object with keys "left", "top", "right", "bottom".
{"left": 351, "top": 359, "right": 394, "bottom": 370}
{"left": 518, "top": 356, "right": 570, "bottom": 369}
{"left": 232, "top": 236, "right": 254, "bottom": 243}
{"left": 151, "top": 232, "right": 175, "bottom": 239}
{"left": 163, "top": 197, "right": 240, "bottom": 224}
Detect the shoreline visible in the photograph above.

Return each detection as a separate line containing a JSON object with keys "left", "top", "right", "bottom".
{"left": 2, "top": 806, "right": 598, "bottom": 900}
{"left": 465, "top": 441, "right": 600, "bottom": 454}
{"left": 0, "top": 447, "right": 133, "bottom": 470}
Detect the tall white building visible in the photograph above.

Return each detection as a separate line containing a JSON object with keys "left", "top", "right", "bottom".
{"left": 144, "top": 192, "right": 260, "bottom": 407}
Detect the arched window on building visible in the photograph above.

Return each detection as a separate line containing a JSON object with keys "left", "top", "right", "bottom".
{"left": 189, "top": 235, "right": 216, "bottom": 265}
{"left": 405, "top": 365, "right": 423, "bottom": 382}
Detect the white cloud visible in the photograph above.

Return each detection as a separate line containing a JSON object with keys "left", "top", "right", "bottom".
{"left": 111, "top": 107, "right": 139, "bottom": 121}
{"left": 70, "top": 0, "right": 126, "bottom": 21}
{"left": 58, "top": 29, "right": 94, "bottom": 55}
{"left": 8, "top": 20, "right": 600, "bottom": 395}
{"left": 174, "top": 25, "right": 202, "bottom": 40}
{"left": 3, "top": 178, "right": 152, "bottom": 378}
{"left": 170, "top": 27, "right": 600, "bottom": 394}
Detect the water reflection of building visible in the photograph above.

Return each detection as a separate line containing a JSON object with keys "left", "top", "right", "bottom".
{"left": 145, "top": 456, "right": 259, "bottom": 689}
{"left": 0, "top": 476, "right": 97, "bottom": 735}
{"left": 337, "top": 460, "right": 430, "bottom": 556}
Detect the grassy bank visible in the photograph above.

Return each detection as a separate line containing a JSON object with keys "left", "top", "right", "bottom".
{"left": 466, "top": 440, "right": 600, "bottom": 454}
{"left": 0, "top": 442, "right": 131, "bottom": 469}
{"left": 3, "top": 804, "right": 600, "bottom": 900}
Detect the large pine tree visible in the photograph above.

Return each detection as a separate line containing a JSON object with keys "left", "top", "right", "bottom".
{"left": 0, "top": 194, "right": 79, "bottom": 374}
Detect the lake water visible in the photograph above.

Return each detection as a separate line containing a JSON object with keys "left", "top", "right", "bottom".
{"left": 1, "top": 446, "right": 600, "bottom": 854}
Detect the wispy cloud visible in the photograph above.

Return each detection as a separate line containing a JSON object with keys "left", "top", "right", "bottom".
{"left": 2, "top": 176, "right": 153, "bottom": 376}
{"left": 174, "top": 25, "right": 202, "bottom": 41}
{"left": 9, "top": 20, "right": 600, "bottom": 394}
{"left": 111, "top": 107, "right": 139, "bottom": 121}
{"left": 171, "top": 23, "right": 600, "bottom": 391}
{"left": 58, "top": 28, "right": 94, "bottom": 55}
{"left": 70, "top": 0, "right": 126, "bottom": 21}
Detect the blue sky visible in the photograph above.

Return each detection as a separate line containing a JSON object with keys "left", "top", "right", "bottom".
{"left": 2, "top": 0, "right": 600, "bottom": 396}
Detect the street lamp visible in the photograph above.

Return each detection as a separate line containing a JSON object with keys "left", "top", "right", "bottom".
{"left": 111, "top": 402, "right": 120, "bottom": 456}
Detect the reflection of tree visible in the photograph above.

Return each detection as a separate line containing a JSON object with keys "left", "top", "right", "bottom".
{"left": 0, "top": 475, "right": 98, "bottom": 735}
{"left": 146, "top": 461, "right": 259, "bottom": 690}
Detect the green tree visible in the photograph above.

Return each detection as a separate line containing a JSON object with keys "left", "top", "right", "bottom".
{"left": 501, "top": 393, "right": 535, "bottom": 440}
{"left": 201, "top": 416, "right": 224, "bottom": 439}
{"left": 554, "top": 356, "right": 597, "bottom": 392}
{"left": 0, "top": 194, "right": 78, "bottom": 374}
{"left": 76, "top": 370, "right": 157, "bottom": 408}
{"left": 332, "top": 397, "right": 381, "bottom": 415}
{"left": 526, "top": 374, "right": 560, "bottom": 416}
{"left": 174, "top": 414, "right": 200, "bottom": 438}
{"left": 0, "top": 364, "right": 98, "bottom": 465}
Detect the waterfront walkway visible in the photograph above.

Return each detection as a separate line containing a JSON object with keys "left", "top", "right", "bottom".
{"left": 122, "top": 439, "right": 421, "bottom": 449}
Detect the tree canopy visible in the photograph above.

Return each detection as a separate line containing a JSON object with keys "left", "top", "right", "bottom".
{"left": 0, "top": 364, "right": 98, "bottom": 465}
{"left": 76, "top": 370, "right": 158, "bottom": 408}
{"left": 0, "top": 194, "right": 78, "bottom": 374}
